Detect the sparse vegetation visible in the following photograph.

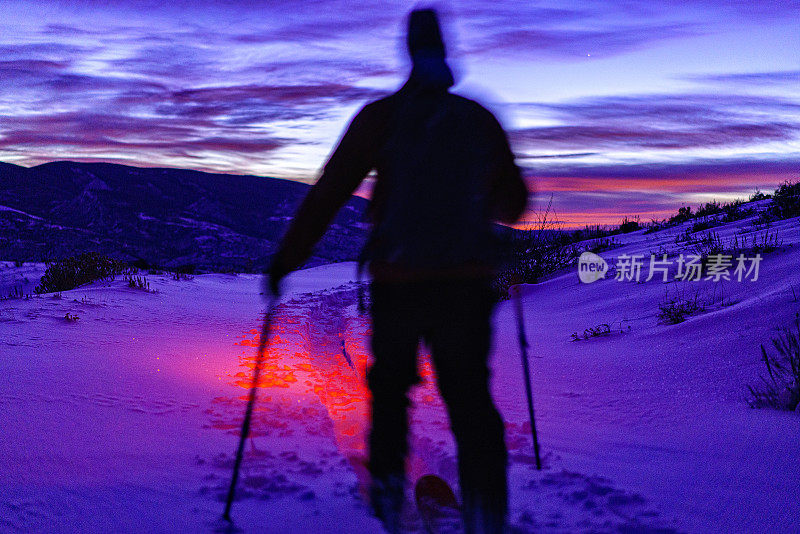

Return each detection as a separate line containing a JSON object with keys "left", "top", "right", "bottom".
{"left": 494, "top": 181, "right": 794, "bottom": 300}
{"left": 643, "top": 219, "right": 665, "bottom": 234}
{"left": 585, "top": 236, "right": 619, "bottom": 254}
{"left": 747, "top": 317, "right": 800, "bottom": 411}
{"left": 649, "top": 244, "right": 671, "bottom": 258}
{"left": 769, "top": 179, "right": 800, "bottom": 219}
{"left": 124, "top": 274, "right": 154, "bottom": 292}
{"left": 493, "top": 197, "right": 579, "bottom": 298}
{"left": 679, "top": 229, "right": 782, "bottom": 275}
{"left": 731, "top": 229, "right": 782, "bottom": 254}
{"left": 719, "top": 199, "right": 751, "bottom": 222}
{"left": 3, "top": 286, "right": 24, "bottom": 300}
{"left": 492, "top": 201, "right": 650, "bottom": 298}
{"left": 669, "top": 206, "right": 693, "bottom": 225}
{"left": 695, "top": 201, "right": 722, "bottom": 218}
{"left": 35, "top": 252, "right": 128, "bottom": 294}
{"left": 658, "top": 286, "right": 707, "bottom": 324}
{"left": 172, "top": 270, "right": 194, "bottom": 281}
{"left": 644, "top": 187, "right": 784, "bottom": 236}
{"left": 172, "top": 263, "right": 196, "bottom": 281}
{"left": 692, "top": 231, "right": 725, "bottom": 261}
{"left": 617, "top": 216, "right": 640, "bottom": 234}
{"left": 575, "top": 224, "right": 608, "bottom": 240}
{"left": 690, "top": 217, "right": 719, "bottom": 234}
{"left": 570, "top": 323, "right": 611, "bottom": 341}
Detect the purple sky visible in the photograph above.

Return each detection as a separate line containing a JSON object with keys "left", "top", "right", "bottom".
{"left": 1, "top": 0, "right": 798, "bottom": 225}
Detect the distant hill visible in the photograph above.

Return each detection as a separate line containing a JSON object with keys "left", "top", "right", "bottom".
{"left": 0, "top": 161, "right": 369, "bottom": 272}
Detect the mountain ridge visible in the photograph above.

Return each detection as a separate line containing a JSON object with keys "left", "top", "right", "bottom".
{"left": 0, "top": 160, "right": 369, "bottom": 271}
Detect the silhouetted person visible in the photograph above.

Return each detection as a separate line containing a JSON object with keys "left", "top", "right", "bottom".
{"left": 268, "top": 8, "right": 528, "bottom": 534}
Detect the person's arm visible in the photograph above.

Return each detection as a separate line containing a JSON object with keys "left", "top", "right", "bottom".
{"left": 270, "top": 103, "right": 381, "bottom": 282}
{"left": 486, "top": 113, "right": 529, "bottom": 224}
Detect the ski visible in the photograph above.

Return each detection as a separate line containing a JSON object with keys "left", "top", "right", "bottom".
{"left": 414, "top": 474, "right": 461, "bottom": 534}
{"left": 347, "top": 454, "right": 372, "bottom": 501}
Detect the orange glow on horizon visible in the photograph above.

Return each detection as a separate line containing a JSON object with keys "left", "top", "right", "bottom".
{"left": 353, "top": 171, "right": 795, "bottom": 229}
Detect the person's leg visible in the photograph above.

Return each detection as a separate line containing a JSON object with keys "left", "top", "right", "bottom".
{"left": 367, "top": 282, "right": 421, "bottom": 531}
{"left": 425, "top": 280, "right": 508, "bottom": 534}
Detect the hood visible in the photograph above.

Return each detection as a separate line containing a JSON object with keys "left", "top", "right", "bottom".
{"left": 405, "top": 8, "right": 454, "bottom": 90}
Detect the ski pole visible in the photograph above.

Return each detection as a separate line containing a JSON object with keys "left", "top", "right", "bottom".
{"left": 511, "top": 285, "right": 542, "bottom": 470}
{"left": 223, "top": 294, "right": 277, "bottom": 521}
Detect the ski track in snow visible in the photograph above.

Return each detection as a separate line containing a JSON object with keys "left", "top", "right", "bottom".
{"left": 189, "top": 282, "right": 678, "bottom": 533}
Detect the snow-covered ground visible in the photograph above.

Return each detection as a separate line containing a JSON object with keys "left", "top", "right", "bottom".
{"left": 1, "top": 212, "right": 799, "bottom": 533}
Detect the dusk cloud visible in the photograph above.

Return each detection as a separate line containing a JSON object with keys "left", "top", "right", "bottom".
{"left": 513, "top": 122, "right": 796, "bottom": 151}
{"left": 472, "top": 24, "right": 701, "bottom": 59}
{"left": 686, "top": 70, "right": 800, "bottom": 87}
{"left": 0, "top": 77, "right": 386, "bottom": 164}
{"left": 0, "top": 0, "right": 797, "bottom": 222}
{"left": 510, "top": 93, "right": 800, "bottom": 152}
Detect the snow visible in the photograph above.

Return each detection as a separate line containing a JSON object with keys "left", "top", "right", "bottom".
{"left": 1, "top": 215, "right": 799, "bottom": 533}
{"left": 0, "top": 205, "right": 43, "bottom": 220}
{"left": 0, "top": 262, "right": 46, "bottom": 297}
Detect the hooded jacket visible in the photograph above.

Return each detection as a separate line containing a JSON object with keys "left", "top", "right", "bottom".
{"left": 271, "top": 10, "right": 528, "bottom": 282}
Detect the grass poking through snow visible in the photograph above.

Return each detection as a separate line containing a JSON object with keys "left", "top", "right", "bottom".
{"left": 748, "top": 317, "right": 800, "bottom": 411}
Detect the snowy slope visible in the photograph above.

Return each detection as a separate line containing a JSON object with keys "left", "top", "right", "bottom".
{"left": 495, "top": 213, "right": 800, "bottom": 533}
{"left": 1, "top": 214, "right": 799, "bottom": 533}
